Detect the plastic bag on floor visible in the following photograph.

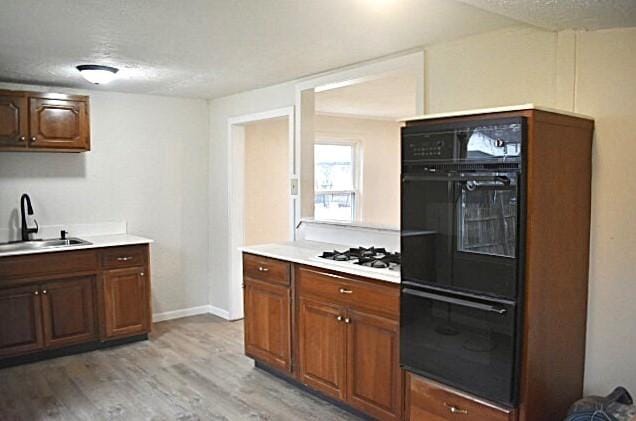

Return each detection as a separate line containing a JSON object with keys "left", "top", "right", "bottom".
{"left": 565, "top": 387, "right": 636, "bottom": 421}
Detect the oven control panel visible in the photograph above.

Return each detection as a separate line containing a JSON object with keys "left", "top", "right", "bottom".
{"left": 403, "top": 132, "right": 454, "bottom": 161}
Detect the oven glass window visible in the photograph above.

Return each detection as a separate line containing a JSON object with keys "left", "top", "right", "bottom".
{"left": 458, "top": 180, "right": 517, "bottom": 258}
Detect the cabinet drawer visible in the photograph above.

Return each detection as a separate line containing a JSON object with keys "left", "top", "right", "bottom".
{"left": 0, "top": 250, "right": 98, "bottom": 281}
{"left": 100, "top": 246, "right": 147, "bottom": 269}
{"left": 296, "top": 266, "right": 399, "bottom": 319}
{"left": 406, "top": 373, "right": 515, "bottom": 421}
{"left": 243, "top": 253, "right": 290, "bottom": 286}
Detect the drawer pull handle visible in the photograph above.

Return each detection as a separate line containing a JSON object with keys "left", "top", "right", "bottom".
{"left": 339, "top": 288, "right": 353, "bottom": 294}
{"left": 117, "top": 257, "right": 133, "bottom": 261}
{"left": 258, "top": 266, "right": 269, "bottom": 272}
{"left": 444, "top": 403, "right": 468, "bottom": 414}
{"left": 304, "top": 268, "right": 349, "bottom": 280}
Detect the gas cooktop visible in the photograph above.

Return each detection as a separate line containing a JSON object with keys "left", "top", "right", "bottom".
{"left": 318, "top": 247, "right": 401, "bottom": 272}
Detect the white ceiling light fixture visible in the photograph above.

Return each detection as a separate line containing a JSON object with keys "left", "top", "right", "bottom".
{"left": 76, "top": 64, "right": 119, "bottom": 84}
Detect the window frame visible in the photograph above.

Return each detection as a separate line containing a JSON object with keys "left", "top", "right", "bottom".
{"left": 313, "top": 138, "right": 362, "bottom": 222}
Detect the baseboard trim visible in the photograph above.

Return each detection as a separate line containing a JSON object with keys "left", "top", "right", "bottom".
{"left": 153, "top": 305, "right": 231, "bottom": 322}
{"left": 208, "top": 305, "right": 231, "bottom": 320}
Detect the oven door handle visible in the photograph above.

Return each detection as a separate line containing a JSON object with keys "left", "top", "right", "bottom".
{"left": 402, "top": 288, "right": 508, "bottom": 315}
{"left": 402, "top": 174, "right": 512, "bottom": 184}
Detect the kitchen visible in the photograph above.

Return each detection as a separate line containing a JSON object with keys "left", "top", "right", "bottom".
{"left": 1, "top": 1, "right": 635, "bottom": 420}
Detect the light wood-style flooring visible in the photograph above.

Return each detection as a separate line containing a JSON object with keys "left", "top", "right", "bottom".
{"left": 0, "top": 315, "right": 360, "bottom": 421}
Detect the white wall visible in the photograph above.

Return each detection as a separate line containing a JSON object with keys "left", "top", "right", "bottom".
{"left": 244, "top": 118, "right": 290, "bottom": 246}
{"left": 208, "top": 25, "right": 636, "bottom": 395}
{"left": 314, "top": 114, "right": 401, "bottom": 227}
{"left": 208, "top": 81, "right": 297, "bottom": 313}
{"left": 0, "top": 83, "right": 210, "bottom": 316}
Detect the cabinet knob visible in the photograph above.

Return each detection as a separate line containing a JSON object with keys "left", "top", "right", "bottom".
{"left": 140, "top": 272, "right": 145, "bottom": 276}
{"left": 258, "top": 266, "right": 269, "bottom": 272}
{"left": 34, "top": 290, "right": 39, "bottom": 296}
{"left": 30, "top": 136, "right": 37, "bottom": 143}
{"left": 42, "top": 290, "right": 47, "bottom": 295}
{"left": 336, "top": 315, "right": 343, "bottom": 321}
{"left": 444, "top": 403, "right": 468, "bottom": 414}
{"left": 344, "top": 317, "right": 351, "bottom": 324}
{"left": 339, "top": 288, "right": 353, "bottom": 294}
{"left": 19, "top": 136, "right": 26, "bottom": 142}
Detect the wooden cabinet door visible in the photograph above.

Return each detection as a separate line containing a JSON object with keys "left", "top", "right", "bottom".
{"left": 297, "top": 297, "right": 347, "bottom": 400}
{"left": 41, "top": 277, "right": 97, "bottom": 349}
{"left": 244, "top": 279, "right": 291, "bottom": 372}
{"left": 102, "top": 267, "right": 150, "bottom": 339}
{"left": 347, "top": 309, "right": 401, "bottom": 420}
{"left": 0, "top": 286, "right": 44, "bottom": 357}
{"left": 0, "top": 92, "right": 28, "bottom": 148}
{"left": 29, "top": 96, "right": 89, "bottom": 150}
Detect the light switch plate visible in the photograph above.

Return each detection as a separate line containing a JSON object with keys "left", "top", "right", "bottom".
{"left": 290, "top": 178, "right": 299, "bottom": 195}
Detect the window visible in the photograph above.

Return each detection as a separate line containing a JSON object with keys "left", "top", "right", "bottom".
{"left": 314, "top": 142, "right": 358, "bottom": 222}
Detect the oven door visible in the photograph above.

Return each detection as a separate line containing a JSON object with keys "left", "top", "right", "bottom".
{"left": 401, "top": 171, "right": 520, "bottom": 299}
{"left": 400, "top": 285, "right": 518, "bottom": 405}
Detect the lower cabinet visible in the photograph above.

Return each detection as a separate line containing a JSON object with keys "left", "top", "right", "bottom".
{"left": 244, "top": 278, "right": 292, "bottom": 373}
{"left": 242, "top": 255, "right": 403, "bottom": 421}
{"left": 297, "top": 297, "right": 401, "bottom": 420}
{"left": 0, "top": 277, "right": 97, "bottom": 357}
{"left": 0, "top": 244, "right": 152, "bottom": 365}
{"left": 0, "top": 285, "right": 43, "bottom": 357}
{"left": 41, "top": 277, "right": 97, "bottom": 348}
{"left": 347, "top": 309, "right": 401, "bottom": 420}
{"left": 102, "top": 266, "right": 150, "bottom": 339}
{"left": 297, "top": 297, "right": 347, "bottom": 400}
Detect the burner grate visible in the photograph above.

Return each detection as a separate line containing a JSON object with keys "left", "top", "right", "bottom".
{"left": 319, "top": 247, "right": 401, "bottom": 271}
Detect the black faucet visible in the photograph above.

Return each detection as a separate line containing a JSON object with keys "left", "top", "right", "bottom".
{"left": 20, "top": 193, "right": 39, "bottom": 241}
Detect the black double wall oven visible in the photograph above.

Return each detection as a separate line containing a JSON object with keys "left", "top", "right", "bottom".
{"left": 400, "top": 117, "right": 525, "bottom": 406}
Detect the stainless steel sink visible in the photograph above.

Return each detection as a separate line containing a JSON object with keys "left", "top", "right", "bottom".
{"left": 0, "top": 238, "right": 92, "bottom": 253}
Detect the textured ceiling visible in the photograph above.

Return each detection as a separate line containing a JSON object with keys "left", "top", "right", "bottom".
{"left": 0, "top": 0, "right": 518, "bottom": 98}
{"left": 458, "top": 0, "right": 636, "bottom": 30}
{"left": 315, "top": 69, "right": 418, "bottom": 119}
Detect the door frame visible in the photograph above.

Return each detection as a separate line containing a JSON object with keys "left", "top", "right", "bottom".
{"left": 227, "top": 106, "right": 295, "bottom": 321}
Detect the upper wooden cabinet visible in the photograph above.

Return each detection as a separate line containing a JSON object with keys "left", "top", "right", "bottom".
{"left": 0, "top": 90, "right": 90, "bottom": 152}
{"left": 0, "top": 92, "right": 28, "bottom": 148}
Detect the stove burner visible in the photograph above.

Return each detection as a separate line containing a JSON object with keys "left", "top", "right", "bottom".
{"left": 320, "top": 250, "right": 354, "bottom": 261}
{"left": 319, "top": 247, "right": 401, "bottom": 271}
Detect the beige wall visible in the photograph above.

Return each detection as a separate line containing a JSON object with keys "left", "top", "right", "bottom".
{"left": 425, "top": 27, "right": 559, "bottom": 113}
{"left": 244, "top": 118, "right": 290, "bottom": 246}
{"left": 574, "top": 28, "right": 636, "bottom": 394}
{"left": 315, "top": 114, "right": 401, "bottom": 227}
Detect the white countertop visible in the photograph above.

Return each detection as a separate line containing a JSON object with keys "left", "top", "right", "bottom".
{"left": 0, "top": 234, "right": 153, "bottom": 258}
{"left": 240, "top": 241, "right": 401, "bottom": 284}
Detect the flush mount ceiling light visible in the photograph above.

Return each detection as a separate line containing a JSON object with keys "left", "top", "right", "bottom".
{"left": 76, "top": 64, "right": 119, "bottom": 84}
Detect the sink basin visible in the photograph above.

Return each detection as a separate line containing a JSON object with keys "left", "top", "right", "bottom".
{"left": 0, "top": 238, "right": 92, "bottom": 253}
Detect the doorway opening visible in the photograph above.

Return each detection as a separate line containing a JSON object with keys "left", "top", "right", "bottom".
{"left": 227, "top": 107, "right": 295, "bottom": 320}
